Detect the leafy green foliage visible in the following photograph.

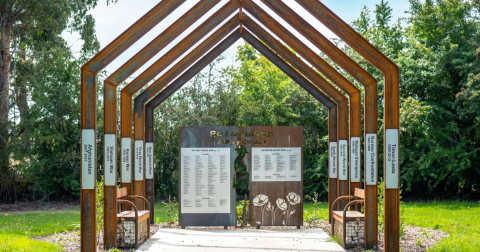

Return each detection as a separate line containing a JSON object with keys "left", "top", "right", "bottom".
{"left": 233, "top": 146, "right": 249, "bottom": 196}
{"left": 162, "top": 196, "right": 179, "bottom": 225}
{"left": 1, "top": 0, "right": 117, "bottom": 203}
{"left": 236, "top": 200, "right": 249, "bottom": 227}
{"left": 346, "top": 0, "right": 480, "bottom": 197}
{"left": 303, "top": 192, "right": 323, "bottom": 228}
{"left": 97, "top": 176, "right": 104, "bottom": 243}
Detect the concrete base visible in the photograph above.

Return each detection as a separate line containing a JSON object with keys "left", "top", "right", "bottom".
{"left": 137, "top": 228, "right": 345, "bottom": 252}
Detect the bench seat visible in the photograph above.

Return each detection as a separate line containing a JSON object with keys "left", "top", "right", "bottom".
{"left": 117, "top": 210, "right": 150, "bottom": 223}
{"left": 332, "top": 210, "right": 364, "bottom": 222}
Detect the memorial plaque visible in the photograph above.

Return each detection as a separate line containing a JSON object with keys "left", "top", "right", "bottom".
{"left": 338, "top": 140, "right": 348, "bottom": 181}
{"left": 179, "top": 127, "right": 237, "bottom": 226}
{"left": 134, "top": 140, "right": 143, "bottom": 181}
{"left": 251, "top": 147, "right": 301, "bottom": 182}
{"left": 329, "top": 142, "right": 337, "bottom": 179}
{"left": 365, "top": 134, "right": 377, "bottom": 185}
{"left": 81, "top": 129, "right": 95, "bottom": 189}
{"left": 104, "top": 134, "right": 116, "bottom": 186}
{"left": 180, "top": 148, "right": 231, "bottom": 213}
{"left": 121, "top": 138, "right": 132, "bottom": 183}
{"left": 350, "top": 137, "right": 361, "bottom": 182}
{"left": 385, "top": 129, "right": 399, "bottom": 189}
{"left": 145, "top": 142, "right": 154, "bottom": 179}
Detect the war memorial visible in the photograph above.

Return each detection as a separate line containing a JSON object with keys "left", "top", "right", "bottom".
{"left": 77, "top": 0, "right": 402, "bottom": 251}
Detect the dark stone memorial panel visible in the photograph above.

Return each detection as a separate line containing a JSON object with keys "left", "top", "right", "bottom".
{"left": 179, "top": 127, "right": 237, "bottom": 226}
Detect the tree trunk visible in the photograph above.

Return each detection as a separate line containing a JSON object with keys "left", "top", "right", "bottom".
{"left": 14, "top": 43, "right": 30, "bottom": 149}
{"left": 0, "top": 1, "right": 14, "bottom": 203}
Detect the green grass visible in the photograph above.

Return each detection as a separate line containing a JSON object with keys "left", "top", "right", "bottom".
{"left": 303, "top": 202, "right": 329, "bottom": 220}
{"left": 0, "top": 233, "right": 63, "bottom": 252}
{"left": 153, "top": 202, "right": 178, "bottom": 223}
{"left": 0, "top": 209, "right": 80, "bottom": 251}
{"left": 0, "top": 210, "right": 81, "bottom": 237}
{"left": 403, "top": 200, "right": 480, "bottom": 252}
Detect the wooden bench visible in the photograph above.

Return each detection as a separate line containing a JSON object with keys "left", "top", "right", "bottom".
{"left": 116, "top": 187, "right": 150, "bottom": 248}
{"left": 331, "top": 188, "right": 365, "bottom": 248}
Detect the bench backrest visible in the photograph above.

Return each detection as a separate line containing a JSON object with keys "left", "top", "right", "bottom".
{"left": 117, "top": 187, "right": 128, "bottom": 199}
{"left": 354, "top": 188, "right": 365, "bottom": 199}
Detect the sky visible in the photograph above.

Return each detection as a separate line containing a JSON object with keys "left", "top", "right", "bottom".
{"left": 62, "top": 0, "right": 411, "bottom": 84}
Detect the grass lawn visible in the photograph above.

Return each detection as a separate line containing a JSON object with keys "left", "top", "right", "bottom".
{"left": 0, "top": 209, "right": 80, "bottom": 251}
{"left": 403, "top": 200, "right": 480, "bottom": 252}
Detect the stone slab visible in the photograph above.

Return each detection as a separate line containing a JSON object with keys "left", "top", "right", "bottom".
{"left": 179, "top": 127, "right": 238, "bottom": 226}
{"left": 137, "top": 228, "right": 345, "bottom": 252}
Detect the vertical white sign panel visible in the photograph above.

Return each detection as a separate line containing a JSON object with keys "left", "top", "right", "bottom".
{"left": 121, "top": 138, "right": 131, "bottom": 183}
{"left": 134, "top": 140, "right": 144, "bottom": 181}
{"left": 104, "top": 134, "right": 116, "bottom": 186}
{"left": 385, "top": 129, "right": 399, "bottom": 189}
{"left": 81, "top": 129, "right": 95, "bottom": 189}
{"left": 145, "top": 142, "right": 154, "bottom": 179}
{"left": 365, "top": 134, "right": 377, "bottom": 185}
{"left": 350, "top": 137, "right": 361, "bottom": 182}
{"left": 338, "top": 140, "right": 348, "bottom": 180}
{"left": 329, "top": 142, "right": 337, "bottom": 178}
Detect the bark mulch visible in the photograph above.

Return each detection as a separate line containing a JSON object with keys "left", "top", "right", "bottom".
{"left": 308, "top": 219, "right": 449, "bottom": 252}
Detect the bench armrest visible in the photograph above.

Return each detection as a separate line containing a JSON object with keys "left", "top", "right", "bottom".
{"left": 332, "top": 196, "right": 355, "bottom": 212}
{"left": 127, "top": 195, "right": 151, "bottom": 212}
{"left": 343, "top": 200, "right": 365, "bottom": 218}
{"left": 117, "top": 199, "right": 139, "bottom": 219}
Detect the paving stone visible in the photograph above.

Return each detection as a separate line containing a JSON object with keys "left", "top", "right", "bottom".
{"left": 137, "top": 228, "right": 345, "bottom": 252}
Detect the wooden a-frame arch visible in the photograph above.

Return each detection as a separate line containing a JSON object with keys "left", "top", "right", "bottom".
{"left": 81, "top": 1, "right": 399, "bottom": 251}
{"left": 128, "top": 13, "right": 350, "bottom": 239}
{"left": 127, "top": 13, "right": 350, "bottom": 223}
{"left": 143, "top": 28, "right": 338, "bottom": 233}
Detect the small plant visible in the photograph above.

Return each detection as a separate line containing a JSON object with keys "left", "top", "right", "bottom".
{"left": 328, "top": 236, "right": 342, "bottom": 245}
{"left": 304, "top": 192, "right": 320, "bottom": 228}
{"left": 415, "top": 237, "right": 424, "bottom": 247}
{"left": 378, "top": 178, "right": 406, "bottom": 237}
{"left": 236, "top": 200, "right": 249, "bottom": 226}
{"left": 421, "top": 228, "right": 433, "bottom": 239}
{"left": 162, "top": 195, "right": 178, "bottom": 225}
{"left": 96, "top": 176, "right": 105, "bottom": 244}
{"left": 399, "top": 184, "right": 406, "bottom": 237}
{"left": 106, "top": 248, "right": 121, "bottom": 252}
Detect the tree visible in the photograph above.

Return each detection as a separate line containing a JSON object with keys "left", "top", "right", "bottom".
{"left": 348, "top": 0, "right": 480, "bottom": 197}
{"left": 0, "top": 0, "right": 116, "bottom": 202}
